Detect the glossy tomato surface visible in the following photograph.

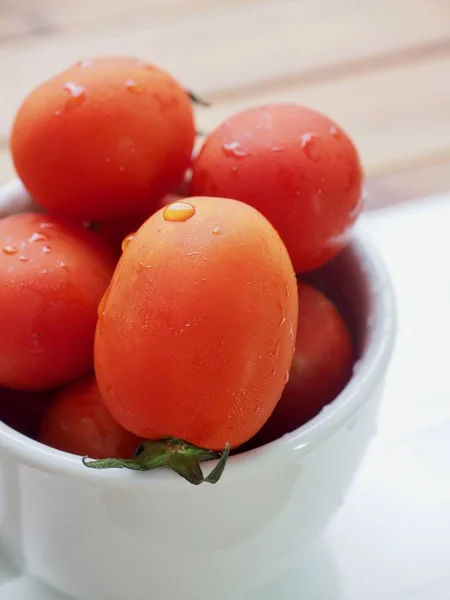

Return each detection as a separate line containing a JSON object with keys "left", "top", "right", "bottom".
{"left": 40, "top": 375, "right": 140, "bottom": 459}
{"left": 11, "top": 57, "right": 195, "bottom": 221}
{"left": 95, "top": 197, "right": 298, "bottom": 450}
{"left": 250, "top": 281, "right": 353, "bottom": 446}
{"left": 0, "top": 213, "right": 115, "bottom": 391}
{"left": 189, "top": 104, "right": 363, "bottom": 273}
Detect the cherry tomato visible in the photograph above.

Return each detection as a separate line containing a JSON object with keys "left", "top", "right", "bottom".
{"left": 189, "top": 104, "right": 363, "bottom": 273}
{"left": 95, "top": 197, "right": 298, "bottom": 450}
{"left": 0, "top": 213, "right": 115, "bottom": 391}
{"left": 11, "top": 57, "right": 195, "bottom": 221}
{"left": 250, "top": 281, "right": 353, "bottom": 446}
{"left": 39, "top": 375, "right": 140, "bottom": 459}
{"left": 0, "top": 386, "right": 55, "bottom": 439}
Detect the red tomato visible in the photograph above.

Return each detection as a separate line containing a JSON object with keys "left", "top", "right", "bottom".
{"left": 249, "top": 281, "right": 353, "bottom": 446}
{"left": 11, "top": 57, "right": 195, "bottom": 221}
{"left": 0, "top": 386, "right": 55, "bottom": 439}
{"left": 189, "top": 104, "right": 363, "bottom": 273}
{"left": 95, "top": 197, "right": 298, "bottom": 450}
{"left": 0, "top": 213, "right": 115, "bottom": 391}
{"left": 40, "top": 375, "right": 140, "bottom": 459}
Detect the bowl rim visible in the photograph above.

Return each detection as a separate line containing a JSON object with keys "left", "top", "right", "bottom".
{"left": 0, "top": 181, "right": 396, "bottom": 489}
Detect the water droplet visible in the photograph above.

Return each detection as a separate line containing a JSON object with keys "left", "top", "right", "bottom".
{"left": 284, "top": 371, "right": 290, "bottom": 385}
{"left": 98, "top": 287, "right": 110, "bottom": 318}
{"left": 279, "top": 310, "right": 286, "bottom": 327}
{"left": 19, "top": 255, "right": 29, "bottom": 262}
{"left": 329, "top": 125, "right": 341, "bottom": 140}
{"left": 301, "top": 133, "right": 320, "bottom": 161}
{"left": 289, "top": 322, "right": 295, "bottom": 343}
{"left": 212, "top": 226, "right": 220, "bottom": 235}
{"left": 63, "top": 82, "right": 86, "bottom": 109}
{"left": 121, "top": 233, "right": 135, "bottom": 252}
{"left": 28, "top": 232, "right": 47, "bottom": 243}
{"left": 185, "top": 322, "right": 191, "bottom": 327}
{"left": 271, "top": 369, "right": 276, "bottom": 377}
{"left": 187, "top": 251, "right": 200, "bottom": 257}
{"left": 39, "top": 222, "right": 55, "bottom": 229}
{"left": 57, "top": 260, "right": 67, "bottom": 268}
{"left": 271, "top": 145, "right": 284, "bottom": 152}
{"left": 2, "top": 245, "right": 17, "bottom": 255}
{"left": 163, "top": 201, "right": 196, "bottom": 222}
{"left": 274, "top": 340, "right": 280, "bottom": 357}
{"left": 285, "top": 282, "right": 290, "bottom": 297}
{"left": 222, "top": 141, "right": 247, "bottom": 158}
{"left": 125, "top": 79, "right": 143, "bottom": 93}
{"left": 77, "top": 59, "right": 93, "bottom": 68}
{"left": 27, "top": 331, "right": 43, "bottom": 354}
{"left": 42, "top": 245, "right": 52, "bottom": 254}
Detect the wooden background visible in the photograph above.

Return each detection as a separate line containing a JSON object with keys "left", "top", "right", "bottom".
{"left": 1, "top": 0, "right": 449, "bottom": 208}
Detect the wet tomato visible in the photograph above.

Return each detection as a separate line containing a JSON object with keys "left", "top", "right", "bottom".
{"left": 0, "top": 213, "right": 115, "bottom": 391}
{"left": 11, "top": 57, "right": 195, "bottom": 221}
{"left": 189, "top": 104, "right": 363, "bottom": 273}
{"left": 250, "top": 281, "right": 353, "bottom": 446}
{"left": 95, "top": 197, "right": 298, "bottom": 450}
{"left": 39, "top": 375, "right": 140, "bottom": 459}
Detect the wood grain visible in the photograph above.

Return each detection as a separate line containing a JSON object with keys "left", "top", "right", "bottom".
{"left": 0, "top": 0, "right": 449, "bottom": 204}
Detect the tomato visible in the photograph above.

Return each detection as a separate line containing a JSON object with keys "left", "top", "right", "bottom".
{"left": 189, "top": 104, "right": 363, "bottom": 273}
{"left": 0, "top": 213, "right": 115, "bottom": 391}
{"left": 39, "top": 375, "right": 140, "bottom": 459}
{"left": 11, "top": 57, "right": 195, "bottom": 221}
{"left": 90, "top": 194, "right": 183, "bottom": 256}
{"left": 249, "top": 281, "right": 353, "bottom": 446}
{"left": 95, "top": 197, "right": 298, "bottom": 450}
{"left": 0, "top": 386, "right": 54, "bottom": 439}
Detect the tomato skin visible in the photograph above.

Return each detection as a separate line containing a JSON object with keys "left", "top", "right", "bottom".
{"left": 95, "top": 196, "right": 298, "bottom": 450}
{"left": 250, "top": 281, "right": 353, "bottom": 446}
{"left": 11, "top": 57, "right": 195, "bottom": 221}
{"left": 0, "top": 386, "right": 54, "bottom": 439}
{"left": 189, "top": 104, "right": 363, "bottom": 273}
{"left": 0, "top": 213, "right": 115, "bottom": 391}
{"left": 39, "top": 376, "right": 140, "bottom": 459}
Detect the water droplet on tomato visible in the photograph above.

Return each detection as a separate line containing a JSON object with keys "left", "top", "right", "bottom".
{"left": 271, "top": 369, "right": 276, "bottom": 377}
{"left": 57, "top": 260, "right": 67, "bottom": 268}
{"left": 78, "top": 59, "right": 93, "bottom": 68}
{"left": 2, "top": 245, "right": 17, "bottom": 255}
{"left": 212, "top": 226, "right": 220, "bottom": 235}
{"left": 41, "top": 245, "right": 52, "bottom": 254}
{"left": 329, "top": 125, "right": 341, "bottom": 140}
{"left": 125, "top": 79, "right": 143, "bottom": 93}
{"left": 301, "top": 133, "right": 320, "bottom": 161}
{"left": 39, "top": 222, "right": 55, "bottom": 229}
{"left": 284, "top": 370, "right": 290, "bottom": 385}
{"left": 222, "top": 141, "right": 247, "bottom": 158}
{"left": 19, "top": 255, "right": 29, "bottom": 262}
{"left": 27, "top": 331, "right": 43, "bottom": 354}
{"left": 271, "top": 145, "right": 284, "bottom": 152}
{"left": 63, "top": 82, "right": 86, "bottom": 109}
{"left": 98, "top": 287, "right": 110, "bottom": 318}
{"left": 187, "top": 251, "right": 200, "bottom": 257}
{"left": 163, "top": 201, "right": 196, "bottom": 222}
{"left": 289, "top": 322, "right": 295, "bottom": 343}
{"left": 121, "top": 233, "right": 135, "bottom": 252}
{"left": 29, "top": 232, "right": 47, "bottom": 243}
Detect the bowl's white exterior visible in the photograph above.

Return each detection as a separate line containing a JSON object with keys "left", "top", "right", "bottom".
{"left": 0, "top": 180, "right": 396, "bottom": 600}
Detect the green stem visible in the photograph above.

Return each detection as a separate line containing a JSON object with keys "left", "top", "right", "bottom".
{"left": 187, "top": 90, "right": 211, "bottom": 107}
{"left": 82, "top": 438, "right": 230, "bottom": 486}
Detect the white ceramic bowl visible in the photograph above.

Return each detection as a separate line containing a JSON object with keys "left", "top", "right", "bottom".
{"left": 0, "top": 180, "right": 396, "bottom": 600}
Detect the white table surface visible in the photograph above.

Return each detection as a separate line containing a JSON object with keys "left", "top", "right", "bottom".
{"left": 1, "top": 192, "right": 450, "bottom": 599}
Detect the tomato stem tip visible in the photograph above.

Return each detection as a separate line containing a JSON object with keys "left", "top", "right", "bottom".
{"left": 82, "top": 438, "right": 230, "bottom": 485}
{"left": 187, "top": 90, "right": 211, "bottom": 107}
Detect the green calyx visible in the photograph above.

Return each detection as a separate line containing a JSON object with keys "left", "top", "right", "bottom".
{"left": 82, "top": 438, "right": 230, "bottom": 486}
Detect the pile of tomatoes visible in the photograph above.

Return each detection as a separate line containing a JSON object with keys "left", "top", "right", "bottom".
{"left": 0, "top": 57, "right": 362, "bottom": 480}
